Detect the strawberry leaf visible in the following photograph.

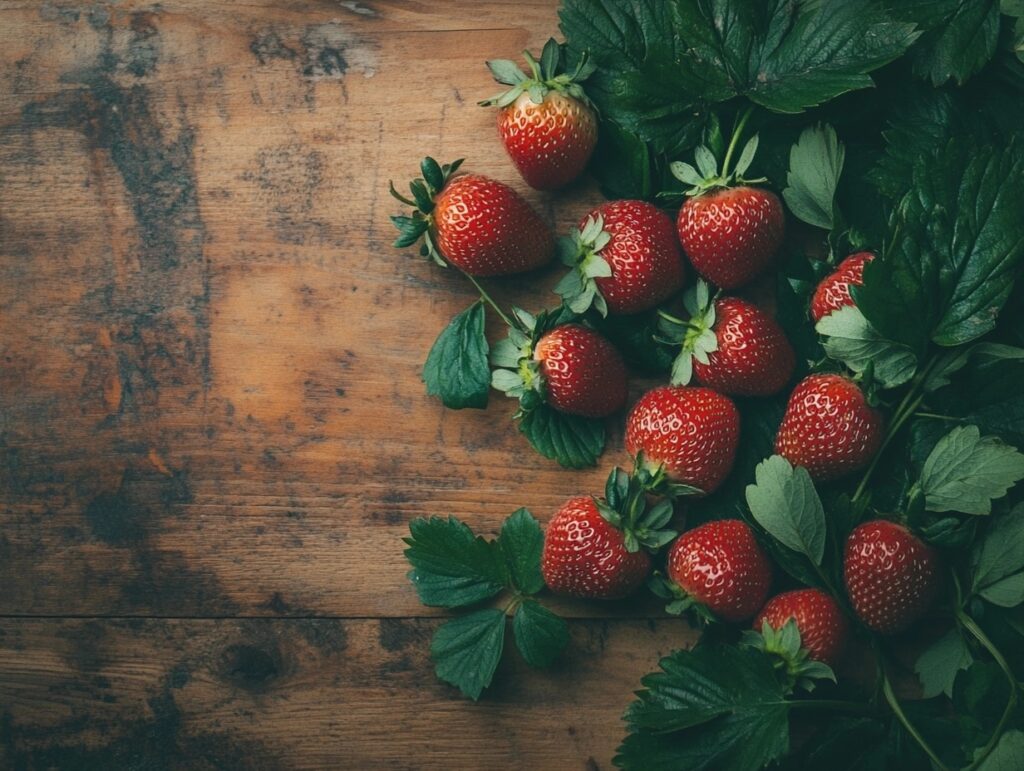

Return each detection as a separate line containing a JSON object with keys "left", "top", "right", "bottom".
{"left": 894, "top": 0, "right": 1001, "bottom": 87}
{"left": 403, "top": 516, "right": 507, "bottom": 608}
{"left": 918, "top": 426, "right": 1024, "bottom": 515}
{"left": 422, "top": 301, "right": 490, "bottom": 410}
{"left": 616, "top": 644, "right": 791, "bottom": 771}
{"left": 971, "top": 503, "right": 1024, "bottom": 606}
{"left": 430, "top": 608, "right": 506, "bottom": 700}
{"left": 915, "top": 629, "right": 973, "bottom": 699}
{"left": 518, "top": 404, "right": 605, "bottom": 468}
{"left": 512, "top": 600, "right": 569, "bottom": 668}
{"left": 745, "top": 455, "right": 827, "bottom": 566}
{"left": 498, "top": 508, "right": 545, "bottom": 596}
{"left": 974, "top": 729, "right": 1024, "bottom": 770}
{"left": 782, "top": 124, "right": 844, "bottom": 231}
{"left": 816, "top": 305, "right": 918, "bottom": 389}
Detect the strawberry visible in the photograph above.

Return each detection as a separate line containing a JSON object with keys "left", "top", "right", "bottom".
{"left": 660, "top": 279, "right": 794, "bottom": 395}
{"left": 390, "top": 157, "right": 552, "bottom": 276}
{"left": 542, "top": 468, "right": 677, "bottom": 599}
{"left": 625, "top": 386, "right": 740, "bottom": 495}
{"left": 671, "top": 134, "right": 784, "bottom": 289}
{"left": 774, "top": 374, "right": 884, "bottom": 482}
{"left": 480, "top": 39, "right": 597, "bottom": 190}
{"left": 554, "top": 200, "right": 685, "bottom": 316}
{"left": 844, "top": 521, "right": 940, "bottom": 634}
{"left": 491, "top": 314, "right": 627, "bottom": 418}
{"left": 810, "top": 252, "right": 875, "bottom": 322}
{"left": 662, "top": 520, "right": 773, "bottom": 622}
{"left": 754, "top": 589, "right": 849, "bottom": 667}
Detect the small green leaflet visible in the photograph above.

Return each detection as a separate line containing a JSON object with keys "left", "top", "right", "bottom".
{"left": 422, "top": 301, "right": 490, "bottom": 409}
{"left": 404, "top": 516, "right": 506, "bottom": 607}
{"left": 975, "top": 730, "right": 1024, "bottom": 770}
{"left": 914, "top": 629, "right": 973, "bottom": 698}
{"left": 783, "top": 124, "right": 845, "bottom": 230}
{"left": 430, "top": 608, "right": 506, "bottom": 700}
{"left": 498, "top": 508, "right": 545, "bottom": 596}
{"left": 746, "top": 455, "right": 826, "bottom": 566}
{"left": 616, "top": 645, "right": 791, "bottom": 771}
{"left": 519, "top": 404, "right": 605, "bottom": 469}
{"left": 971, "top": 504, "right": 1024, "bottom": 607}
{"left": 816, "top": 306, "right": 918, "bottom": 389}
{"left": 512, "top": 600, "right": 569, "bottom": 668}
{"left": 919, "top": 426, "right": 1024, "bottom": 515}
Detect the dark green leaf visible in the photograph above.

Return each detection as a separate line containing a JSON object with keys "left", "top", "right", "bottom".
{"left": 404, "top": 516, "right": 506, "bottom": 608}
{"left": 915, "top": 628, "right": 973, "bottom": 698}
{"left": 498, "top": 508, "right": 545, "bottom": 596}
{"left": 975, "top": 730, "right": 1024, "bottom": 770}
{"left": 897, "top": 0, "right": 1001, "bottom": 86}
{"left": 972, "top": 503, "right": 1024, "bottom": 606}
{"left": 616, "top": 644, "right": 791, "bottom": 771}
{"left": 519, "top": 405, "right": 605, "bottom": 469}
{"left": 919, "top": 426, "right": 1024, "bottom": 515}
{"left": 420, "top": 157, "right": 444, "bottom": 191}
{"left": 422, "top": 302, "right": 490, "bottom": 410}
{"left": 857, "top": 137, "right": 1024, "bottom": 352}
{"left": 512, "top": 600, "right": 569, "bottom": 668}
{"left": 430, "top": 608, "right": 506, "bottom": 700}
{"left": 816, "top": 306, "right": 917, "bottom": 389}
{"left": 746, "top": 455, "right": 827, "bottom": 565}
{"left": 540, "top": 38, "right": 560, "bottom": 80}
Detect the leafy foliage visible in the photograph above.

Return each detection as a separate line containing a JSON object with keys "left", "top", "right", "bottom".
{"left": 918, "top": 426, "right": 1024, "bottom": 515}
{"left": 518, "top": 404, "right": 606, "bottom": 469}
{"left": 783, "top": 124, "right": 845, "bottom": 230}
{"left": 746, "top": 455, "right": 826, "bottom": 566}
{"left": 422, "top": 301, "right": 491, "bottom": 409}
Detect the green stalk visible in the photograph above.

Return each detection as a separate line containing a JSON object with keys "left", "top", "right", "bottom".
{"left": 958, "top": 607, "right": 1020, "bottom": 771}
{"left": 720, "top": 105, "right": 755, "bottom": 180}
{"left": 460, "top": 270, "right": 516, "bottom": 329}
{"left": 882, "top": 670, "right": 951, "bottom": 771}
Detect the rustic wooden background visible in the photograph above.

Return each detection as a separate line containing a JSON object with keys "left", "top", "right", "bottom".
{"left": 0, "top": 1, "right": 702, "bottom": 768}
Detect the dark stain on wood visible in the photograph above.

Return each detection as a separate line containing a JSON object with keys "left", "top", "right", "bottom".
{"left": 220, "top": 643, "right": 282, "bottom": 692}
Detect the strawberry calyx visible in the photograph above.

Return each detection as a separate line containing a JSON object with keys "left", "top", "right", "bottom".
{"left": 657, "top": 279, "right": 720, "bottom": 386}
{"left": 594, "top": 467, "right": 678, "bottom": 554}
{"left": 478, "top": 38, "right": 597, "bottom": 110}
{"left": 631, "top": 451, "right": 704, "bottom": 499}
{"left": 489, "top": 306, "right": 576, "bottom": 415}
{"left": 741, "top": 619, "right": 837, "bottom": 693}
{"left": 554, "top": 214, "right": 613, "bottom": 316}
{"left": 388, "top": 156, "right": 465, "bottom": 266}
{"left": 647, "top": 573, "right": 716, "bottom": 622}
{"left": 670, "top": 107, "right": 766, "bottom": 197}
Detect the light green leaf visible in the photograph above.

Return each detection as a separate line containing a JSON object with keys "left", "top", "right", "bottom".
{"left": 512, "top": 600, "right": 569, "bottom": 668}
{"left": 498, "top": 508, "right": 545, "bottom": 596}
{"left": 489, "top": 337, "right": 523, "bottom": 369}
{"left": 919, "top": 426, "right": 1024, "bottom": 515}
{"left": 914, "top": 629, "right": 972, "bottom": 698}
{"left": 816, "top": 305, "right": 917, "bottom": 388}
{"left": 975, "top": 730, "right": 1024, "bottom": 770}
{"left": 745, "top": 455, "right": 826, "bottom": 565}
{"left": 783, "top": 124, "right": 845, "bottom": 230}
{"left": 491, "top": 369, "right": 524, "bottom": 394}
{"left": 422, "top": 302, "right": 490, "bottom": 409}
{"left": 430, "top": 608, "right": 506, "bottom": 700}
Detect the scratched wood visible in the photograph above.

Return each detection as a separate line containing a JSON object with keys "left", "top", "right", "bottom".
{"left": 0, "top": 1, "right": 701, "bottom": 768}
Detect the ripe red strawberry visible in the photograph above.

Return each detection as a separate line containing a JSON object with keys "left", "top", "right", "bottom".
{"left": 390, "top": 157, "right": 552, "bottom": 276}
{"left": 665, "top": 520, "right": 773, "bottom": 622}
{"left": 625, "top": 386, "right": 739, "bottom": 494}
{"left": 774, "top": 374, "right": 884, "bottom": 482}
{"left": 480, "top": 39, "right": 597, "bottom": 190}
{"left": 811, "top": 252, "right": 875, "bottom": 322}
{"left": 844, "top": 521, "right": 940, "bottom": 634}
{"left": 542, "top": 496, "right": 651, "bottom": 599}
{"left": 661, "top": 280, "right": 794, "bottom": 396}
{"left": 491, "top": 317, "right": 627, "bottom": 419}
{"left": 677, "top": 186, "right": 785, "bottom": 289}
{"left": 534, "top": 324, "right": 627, "bottom": 417}
{"left": 555, "top": 200, "right": 685, "bottom": 316}
{"left": 754, "top": 589, "right": 849, "bottom": 667}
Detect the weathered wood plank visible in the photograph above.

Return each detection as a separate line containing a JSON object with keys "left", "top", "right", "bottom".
{"left": 0, "top": 617, "right": 698, "bottom": 770}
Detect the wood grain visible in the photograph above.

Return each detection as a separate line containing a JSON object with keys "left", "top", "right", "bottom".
{"left": 0, "top": 1, "right": 700, "bottom": 767}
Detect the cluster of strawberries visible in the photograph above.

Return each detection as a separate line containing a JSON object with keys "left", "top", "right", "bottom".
{"left": 391, "top": 42, "right": 940, "bottom": 670}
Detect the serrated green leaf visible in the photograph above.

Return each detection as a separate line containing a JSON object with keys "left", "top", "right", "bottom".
{"left": 423, "top": 302, "right": 490, "bottom": 410}
{"left": 512, "top": 600, "right": 569, "bottom": 668}
{"left": 498, "top": 508, "right": 545, "bottom": 596}
{"left": 519, "top": 405, "right": 605, "bottom": 469}
{"left": 919, "top": 426, "right": 1024, "bottom": 515}
{"left": 404, "top": 516, "right": 506, "bottom": 608}
{"left": 746, "top": 455, "right": 826, "bottom": 566}
{"left": 972, "top": 504, "right": 1024, "bottom": 606}
{"left": 816, "top": 305, "right": 917, "bottom": 389}
{"left": 975, "top": 730, "right": 1024, "bottom": 770}
{"left": 915, "top": 629, "right": 972, "bottom": 698}
{"left": 898, "top": 0, "right": 1001, "bottom": 86}
{"left": 430, "top": 608, "right": 506, "bottom": 700}
{"left": 616, "top": 645, "right": 791, "bottom": 771}
{"left": 782, "top": 124, "right": 844, "bottom": 230}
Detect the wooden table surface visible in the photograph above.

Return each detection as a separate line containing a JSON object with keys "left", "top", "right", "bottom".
{"left": 0, "top": 2, "right": 702, "bottom": 768}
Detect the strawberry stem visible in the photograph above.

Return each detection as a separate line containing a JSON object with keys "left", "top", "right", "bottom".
{"left": 720, "top": 105, "right": 755, "bottom": 181}
{"left": 461, "top": 270, "right": 517, "bottom": 329}
{"left": 881, "top": 669, "right": 951, "bottom": 771}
